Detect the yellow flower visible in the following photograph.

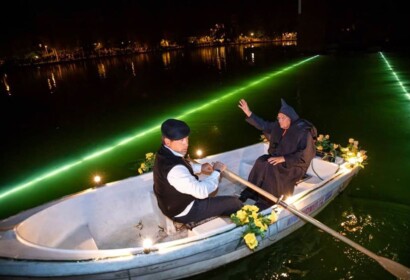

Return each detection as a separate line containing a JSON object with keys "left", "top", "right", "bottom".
{"left": 254, "top": 218, "right": 268, "bottom": 231}
{"left": 243, "top": 205, "right": 259, "bottom": 213}
{"left": 269, "top": 210, "right": 278, "bottom": 223}
{"left": 236, "top": 210, "right": 249, "bottom": 224}
{"left": 314, "top": 133, "right": 367, "bottom": 167}
{"left": 244, "top": 233, "right": 258, "bottom": 250}
{"left": 231, "top": 205, "right": 279, "bottom": 250}
{"left": 260, "top": 134, "right": 269, "bottom": 143}
{"left": 137, "top": 152, "right": 156, "bottom": 174}
{"left": 251, "top": 211, "right": 259, "bottom": 220}
{"left": 339, "top": 138, "right": 367, "bottom": 168}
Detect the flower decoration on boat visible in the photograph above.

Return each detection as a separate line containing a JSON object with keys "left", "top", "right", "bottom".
{"left": 315, "top": 134, "right": 367, "bottom": 168}
{"left": 339, "top": 138, "right": 368, "bottom": 168}
{"left": 230, "top": 205, "right": 278, "bottom": 250}
{"left": 260, "top": 134, "right": 269, "bottom": 143}
{"left": 315, "top": 134, "right": 340, "bottom": 162}
{"left": 138, "top": 152, "right": 156, "bottom": 174}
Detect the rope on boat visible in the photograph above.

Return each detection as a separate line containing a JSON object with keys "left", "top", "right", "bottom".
{"left": 310, "top": 158, "right": 340, "bottom": 181}
{"left": 310, "top": 159, "right": 324, "bottom": 181}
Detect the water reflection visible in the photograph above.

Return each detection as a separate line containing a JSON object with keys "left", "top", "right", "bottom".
{"left": 2, "top": 74, "right": 11, "bottom": 95}
{"left": 131, "top": 62, "right": 136, "bottom": 77}
{"left": 2, "top": 43, "right": 302, "bottom": 98}
{"left": 47, "top": 72, "right": 57, "bottom": 93}
{"left": 191, "top": 47, "right": 226, "bottom": 71}
{"left": 98, "top": 63, "right": 106, "bottom": 79}
{"left": 340, "top": 209, "right": 377, "bottom": 255}
{"left": 246, "top": 52, "right": 255, "bottom": 65}
{"left": 340, "top": 211, "right": 375, "bottom": 234}
{"left": 1, "top": 45, "right": 278, "bottom": 97}
{"left": 162, "top": 52, "right": 171, "bottom": 68}
{"left": 215, "top": 47, "right": 226, "bottom": 71}
{"left": 280, "top": 40, "right": 297, "bottom": 46}
{"left": 338, "top": 207, "right": 388, "bottom": 272}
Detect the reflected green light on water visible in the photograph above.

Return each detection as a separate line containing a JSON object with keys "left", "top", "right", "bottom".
{"left": 0, "top": 161, "right": 84, "bottom": 200}
{"left": 379, "top": 52, "right": 410, "bottom": 99}
{"left": 0, "top": 55, "right": 319, "bottom": 201}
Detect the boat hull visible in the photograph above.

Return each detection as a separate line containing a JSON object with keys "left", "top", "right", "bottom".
{"left": 0, "top": 143, "right": 359, "bottom": 279}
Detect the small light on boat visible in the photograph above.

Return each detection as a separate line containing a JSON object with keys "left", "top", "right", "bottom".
{"left": 93, "top": 175, "right": 103, "bottom": 187}
{"left": 196, "top": 149, "right": 203, "bottom": 158}
{"left": 94, "top": 175, "right": 102, "bottom": 184}
{"left": 348, "top": 157, "right": 357, "bottom": 167}
{"left": 143, "top": 238, "right": 153, "bottom": 254}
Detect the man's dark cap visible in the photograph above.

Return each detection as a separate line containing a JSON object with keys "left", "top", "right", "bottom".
{"left": 161, "top": 119, "right": 190, "bottom": 140}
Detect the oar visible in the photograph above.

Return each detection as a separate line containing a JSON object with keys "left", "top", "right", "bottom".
{"left": 222, "top": 169, "right": 410, "bottom": 279}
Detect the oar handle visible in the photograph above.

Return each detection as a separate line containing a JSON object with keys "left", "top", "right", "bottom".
{"left": 222, "top": 168, "right": 410, "bottom": 279}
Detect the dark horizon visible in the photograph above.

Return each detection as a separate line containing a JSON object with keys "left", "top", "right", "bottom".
{"left": 1, "top": 0, "right": 409, "bottom": 57}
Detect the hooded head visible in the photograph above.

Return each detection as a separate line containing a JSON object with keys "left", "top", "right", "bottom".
{"left": 161, "top": 119, "right": 190, "bottom": 140}
{"left": 279, "top": 98, "right": 299, "bottom": 122}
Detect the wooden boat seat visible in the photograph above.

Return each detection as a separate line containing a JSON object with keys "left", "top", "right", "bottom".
{"left": 149, "top": 191, "right": 177, "bottom": 235}
{"left": 306, "top": 157, "right": 340, "bottom": 180}
{"left": 188, "top": 217, "right": 231, "bottom": 237}
{"left": 149, "top": 189, "right": 235, "bottom": 238}
{"left": 57, "top": 224, "right": 99, "bottom": 250}
{"left": 239, "top": 159, "right": 255, "bottom": 178}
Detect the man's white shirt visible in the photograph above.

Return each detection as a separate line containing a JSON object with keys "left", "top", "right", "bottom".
{"left": 164, "top": 145, "right": 220, "bottom": 217}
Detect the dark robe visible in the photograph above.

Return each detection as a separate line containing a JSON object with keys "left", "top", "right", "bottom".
{"left": 245, "top": 113, "right": 316, "bottom": 199}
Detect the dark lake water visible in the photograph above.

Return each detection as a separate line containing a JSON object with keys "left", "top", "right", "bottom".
{"left": 1, "top": 44, "right": 409, "bottom": 279}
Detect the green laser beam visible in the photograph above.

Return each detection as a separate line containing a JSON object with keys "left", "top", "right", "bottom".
{"left": 379, "top": 52, "right": 410, "bottom": 99}
{"left": 0, "top": 55, "right": 319, "bottom": 200}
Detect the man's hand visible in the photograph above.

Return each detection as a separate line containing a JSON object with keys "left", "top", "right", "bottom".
{"left": 267, "top": 156, "right": 285, "bottom": 165}
{"left": 212, "top": 161, "right": 226, "bottom": 172}
{"left": 201, "top": 163, "right": 213, "bottom": 174}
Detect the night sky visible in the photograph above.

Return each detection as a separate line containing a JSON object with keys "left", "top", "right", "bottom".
{"left": 1, "top": 0, "right": 409, "bottom": 57}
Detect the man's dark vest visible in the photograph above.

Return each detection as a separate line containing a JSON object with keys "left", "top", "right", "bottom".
{"left": 153, "top": 145, "right": 198, "bottom": 218}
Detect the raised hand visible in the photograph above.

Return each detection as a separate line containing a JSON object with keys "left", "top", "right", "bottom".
{"left": 238, "top": 99, "right": 252, "bottom": 117}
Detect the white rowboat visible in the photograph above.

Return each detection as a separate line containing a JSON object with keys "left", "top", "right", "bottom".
{"left": 0, "top": 142, "right": 360, "bottom": 279}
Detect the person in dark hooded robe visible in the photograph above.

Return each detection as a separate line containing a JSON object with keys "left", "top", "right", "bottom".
{"left": 238, "top": 98, "right": 316, "bottom": 209}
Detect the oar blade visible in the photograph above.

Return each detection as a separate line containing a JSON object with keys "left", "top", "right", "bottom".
{"left": 377, "top": 256, "right": 410, "bottom": 280}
